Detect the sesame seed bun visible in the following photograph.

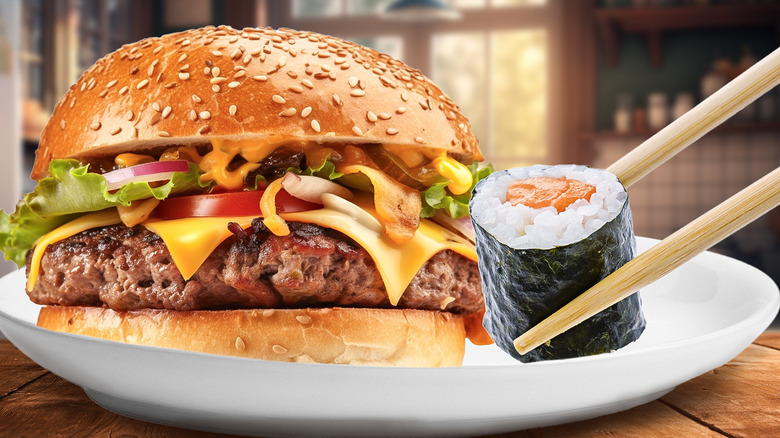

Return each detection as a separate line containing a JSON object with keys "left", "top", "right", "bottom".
{"left": 36, "top": 305, "right": 466, "bottom": 367}
{"left": 32, "top": 25, "right": 482, "bottom": 180}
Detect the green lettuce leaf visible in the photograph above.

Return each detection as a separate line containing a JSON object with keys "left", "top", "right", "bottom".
{"left": 0, "top": 159, "right": 208, "bottom": 267}
{"left": 288, "top": 156, "right": 343, "bottom": 180}
{"left": 421, "top": 161, "right": 494, "bottom": 219}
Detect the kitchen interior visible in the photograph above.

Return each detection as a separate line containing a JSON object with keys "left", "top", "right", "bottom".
{"left": 4, "top": 0, "right": 780, "bottom": 325}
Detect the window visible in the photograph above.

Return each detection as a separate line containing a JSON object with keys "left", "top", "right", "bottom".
{"left": 270, "top": 0, "right": 562, "bottom": 168}
{"left": 76, "top": 0, "right": 136, "bottom": 77}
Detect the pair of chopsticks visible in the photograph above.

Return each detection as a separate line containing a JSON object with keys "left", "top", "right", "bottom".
{"left": 513, "top": 47, "right": 780, "bottom": 356}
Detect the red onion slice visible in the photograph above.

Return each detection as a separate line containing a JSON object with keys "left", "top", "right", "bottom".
{"left": 103, "top": 160, "right": 190, "bottom": 191}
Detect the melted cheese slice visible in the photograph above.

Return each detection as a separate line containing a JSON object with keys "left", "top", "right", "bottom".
{"left": 26, "top": 198, "right": 476, "bottom": 306}
{"left": 26, "top": 209, "right": 122, "bottom": 291}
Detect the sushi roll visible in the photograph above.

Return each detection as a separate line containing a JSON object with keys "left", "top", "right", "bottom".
{"left": 469, "top": 164, "right": 646, "bottom": 362}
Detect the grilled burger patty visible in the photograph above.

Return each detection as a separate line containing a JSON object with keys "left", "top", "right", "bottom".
{"left": 27, "top": 219, "right": 483, "bottom": 314}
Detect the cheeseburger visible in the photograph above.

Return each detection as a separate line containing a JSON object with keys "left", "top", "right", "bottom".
{"left": 0, "top": 26, "right": 492, "bottom": 367}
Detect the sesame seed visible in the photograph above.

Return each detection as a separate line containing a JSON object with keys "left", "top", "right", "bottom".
{"left": 165, "top": 82, "right": 177, "bottom": 89}
{"left": 301, "top": 79, "right": 313, "bottom": 89}
{"left": 212, "top": 84, "right": 220, "bottom": 92}
{"left": 386, "top": 128, "right": 399, "bottom": 135}
{"left": 212, "top": 50, "right": 223, "bottom": 57}
{"left": 235, "top": 337, "right": 246, "bottom": 351}
{"left": 289, "top": 85, "right": 303, "bottom": 93}
{"left": 296, "top": 315, "right": 313, "bottom": 325}
{"left": 366, "top": 111, "right": 378, "bottom": 123}
{"left": 243, "top": 54, "right": 252, "bottom": 64}
{"left": 179, "top": 64, "right": 190, "bottom": 71}
{"left": 348, "top": 76, "right": 358, "bottom": 88}
{"left": 152, "top": 102, "right": 161, "bottom": 112}
{"left": 162, "top": 106, "right": 172, "bottom": 118}
{"left": 212, "top": 67, "right": 221, "bottom": 77}
{"left": 110, "top": 126, "right": 122, "bottom": 135}
{"left": 332, "top": 93, "right": 342, "bottom": 107}
{"left": 229, "top": 35, "right": 239, "bottom": 43}
{"left": 106, "top": 79, "right": 118, "bottom": 88}
{"left": 209, "top": 77, "right": 226, "bottom": 85}
{"left": 131, "top": 127, "right": 138, "bottom": 138}
{"left": 90, "top": 121, "right": 101, "bottom": 130}
{"left": 181, "top": 39, "right": 191, "bottom": 46}
{"left": 147, "top": 64, "right": 155, "bottom": 77}
{"left": 334, "top": 57, "right": 346, "bottom": 65}
{"left": 320, "top": 64, "right": 332, "bottom": 73}
{"left": 272, "top": 95, "right": 286, "bottom": 104}
{"left": 328, "top": 71, "right": 337, "bottom": 80}
{"left": 199, "top": 111, "right": 211, "bottom": 120}
{"left": 252, "top": 75, "right": 267, "bottom": 81}
{"left": 350, "top": 89, "right": 366, "bottom": 97}
{"left": 204, "top": 67, "right": 211, "bottom": 75}
{"left": 229, "top": 104, "right": 237, "bottom": 116}
{"left": 126, "top": 110, "right": 135, "bottom": 121}
{"left": 136, "top": 79, "right": 149, "bottom": 89}
{"left": 198, "top": 125, "right": 211, "bottom": 135}
{"left": 301, "top": 106, "right": 312, "bottom": 117}
{"left": 158, "top": 131, "right": 171, "bottom": 137}
{"left": 231, "top": 48, "right": 241, "bottom": 59}
{"left": 278, "top": 107, "right": 296, "bottom": 117}
{"left": 378, "top": 112, "right": 391, "bottom": 120}
{"left": 130, "top": 66, "right": 139, "bottom": 75}
{"left": 340, "top": 63, "right": 350, "bottom": 70}
{"left": 414, "top": 136, "right": 426, "bottom": 144}
{"left": 178, "top": 72, "right": 190, "bottom": 80}
{"left": 150, "top": 113, "right": 162, "bottom": 125}
{"left": 263, "top": 309, "right": 275, "bottom": 316}
{"left": 228, "top": 81, "right": 240, "bottom": 88}
{"left": 286, "top": 70, "right": 298, "bottom": 79}
{"left": 401, "top": 92, "right": 409, "bottom": 102}
{"left": 192, "top": 94, "right": 202, "bottom": 103}
{"left": 234, "top": 70, "right": 246, "bottom": 79}
{"left": 251, "top": 47, "right": 262, "bottom": 56}
{"left": 98, "top": 89, "right": 108, "bottom": 98}
{"left": 59, "top": 120, "right": 65, "bottom": 130}
{"left": 189, "top": 110, "right": 198, "bottom": 121}
{"left": 352, "top": 126, "right": 363, "bottom": 136}
{"left": 153, "top": 46, "right": 163, "bottom": 54}
{"left": 310, "top": 120, "right": 321, "bottom": 133}
{"left": 272, "top": 345, "right": 287, "bottom": 354}
{"left": 178, "top": 53, "right": 187, "bottom": 62}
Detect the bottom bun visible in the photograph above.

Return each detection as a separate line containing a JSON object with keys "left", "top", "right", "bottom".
{"left": 37, "top": 306, "right": 466, "bottom": 367}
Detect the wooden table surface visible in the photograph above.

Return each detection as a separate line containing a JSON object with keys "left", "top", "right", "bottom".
{"left": 1, "top": 333, "right": 779, "bottom": 438}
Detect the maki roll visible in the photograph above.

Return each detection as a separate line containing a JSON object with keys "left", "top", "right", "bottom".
{"left": 469, "top": 164, "right": 645, "bottom": 362}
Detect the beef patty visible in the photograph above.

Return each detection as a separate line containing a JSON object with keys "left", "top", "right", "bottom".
{"left": 27, "top": 219, "right": 483, "bottom": 314}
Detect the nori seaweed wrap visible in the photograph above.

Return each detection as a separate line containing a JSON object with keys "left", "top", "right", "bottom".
{"left": 469, "top": 165, "right": 645, "bottom": 362}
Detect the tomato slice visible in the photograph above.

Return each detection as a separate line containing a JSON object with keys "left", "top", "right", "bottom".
{"left": 155, "top": 189, "right": 319, "bottom": 220}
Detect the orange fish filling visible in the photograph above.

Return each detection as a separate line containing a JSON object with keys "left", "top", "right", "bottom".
{"left": 506, "top": 177, "right": 597, "bottom": 213}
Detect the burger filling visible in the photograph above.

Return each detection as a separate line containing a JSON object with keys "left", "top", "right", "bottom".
{"left": 0, "top": 139, "right": 493, "bottom": 319}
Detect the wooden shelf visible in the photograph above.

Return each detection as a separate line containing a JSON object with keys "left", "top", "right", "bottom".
{"left": 583, "top": 120, "right": 780, "bottom": 142}
{"left": 595, "top": 4, "right": 780, "bottom": 68}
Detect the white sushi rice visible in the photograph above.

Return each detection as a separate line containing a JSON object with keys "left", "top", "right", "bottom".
{"left": 470, "top": 164, "right": 627, "bottom": 250}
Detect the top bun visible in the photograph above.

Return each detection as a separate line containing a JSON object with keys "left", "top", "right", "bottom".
{"left": 33, "top": 26, "right": 482, "bottom": 180}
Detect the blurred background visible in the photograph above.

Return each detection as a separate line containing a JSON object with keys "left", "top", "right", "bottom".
{"left": 0, "top": 1, "right": 778, "bottom": 299}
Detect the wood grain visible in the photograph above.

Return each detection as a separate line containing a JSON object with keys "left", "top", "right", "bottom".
{"left": 0, "top": 341, "right": 48, "bottom": 398}
{"left": 660, "top": 344, "right": 780, "bottom": 438}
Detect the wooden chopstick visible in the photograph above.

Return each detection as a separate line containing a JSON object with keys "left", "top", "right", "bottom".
{"left": 513, "top": 165, "right": 780, "bottom": 355}
{"left": 608, "top": 47, "right": 780, "bottom": 188}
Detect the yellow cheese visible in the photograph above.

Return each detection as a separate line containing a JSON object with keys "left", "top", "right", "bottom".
{"left": 26, "top": 198, "right": 476, "bottom": 306}
{"left": 142, "top": 215, "right": 258, "bottom": 280}
{"left": 26, "top": 209, "right": 123, "bottom": 291}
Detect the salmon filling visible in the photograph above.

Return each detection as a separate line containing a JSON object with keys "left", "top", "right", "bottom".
{"left": 506, "top": 177, "right": 596, "bottom": 213}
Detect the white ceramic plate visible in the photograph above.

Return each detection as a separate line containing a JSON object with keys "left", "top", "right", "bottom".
{"left": 0, "top": 238, "right": 778, "bottom": 437}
